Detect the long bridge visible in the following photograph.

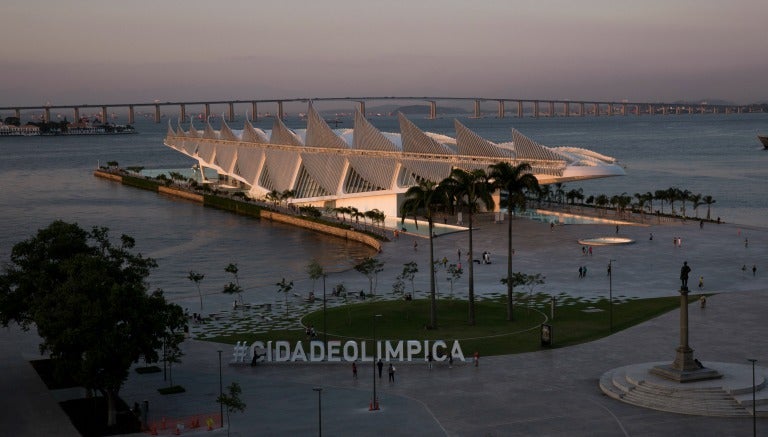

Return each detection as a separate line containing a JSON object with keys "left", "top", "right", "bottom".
{"left": 1, "top": 97, "right": 762, "bottom": 124}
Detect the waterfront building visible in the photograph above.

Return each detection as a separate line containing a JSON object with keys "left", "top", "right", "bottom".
{"left": 163, "top": 104, "right": 624, "bottom": 218}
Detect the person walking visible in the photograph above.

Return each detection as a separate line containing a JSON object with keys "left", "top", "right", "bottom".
{"left": 377, "top": 358, "right": 383, "bottom": 379}
{"left": 753, "top": 264, "right": 757, "bottom": 276}
{"left": 352, "top": 361, "right": 358, "bottom": 379}
{"left": 388, "top": 363, "right": 395, "bottom": 382}
{"left": 698, "top": 276, "right": 704, "bottom": 290}
{"left": 473, "top": 351, "right": 479, "bottom": 367}
{"left": 427, "top": 352, "right": 434, "bottom": 370}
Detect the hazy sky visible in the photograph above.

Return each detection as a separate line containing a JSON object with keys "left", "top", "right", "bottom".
{"left": 2, "top": 0, "right": 767, "bottom": 106}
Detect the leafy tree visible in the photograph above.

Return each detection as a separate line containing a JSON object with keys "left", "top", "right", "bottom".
{"left": 501, "top": 272, "right": 545, "bottom": 312}
{"left": 188, "top": 270, "right": 205, "bottom": 311}
{"left": 354, "top": 257, "right": 384, "bottom": 295}
{"left": 446, "top": 263, "right": 463, "bottom": 298}
{"left": 440, "top": 168, "right": 494, "bottom": 325}
{"left": 217, "top": 382, "right": 246, "bottom": 437}
{"left": 400, "top": 262, "right": 419, "bottom": 297}
{"left": 489, "top": 161, "right": 539, "bottom": 321}
{"left": 223, "top": 263, "right": 243, "bottom": 304}
{"left": 0, "top": 221, "right": 186, "bottom": 426}
{"left": 275, "top": 278, "right": 294, "bottom": 314}
{"left": 307, "top": 260, "right": 324, "bottom": 295}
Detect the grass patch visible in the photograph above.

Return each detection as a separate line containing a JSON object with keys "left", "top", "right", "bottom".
{"left": 204, "top": 293, "right": 709, "bottom": 357}
{"left": 158, "top": 385, "right": 186, "bottom": 395}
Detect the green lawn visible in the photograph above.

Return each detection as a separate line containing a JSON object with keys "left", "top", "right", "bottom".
{"left": 205, "top": 293, "right": 707, "bottom": 357}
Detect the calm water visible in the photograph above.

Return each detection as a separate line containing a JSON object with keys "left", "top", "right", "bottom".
{"left": 2, "top": 112, "right": 767, "bottom": 308}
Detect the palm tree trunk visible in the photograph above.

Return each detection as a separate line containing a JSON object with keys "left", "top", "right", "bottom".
{"left": 428, "top": 219, "right": 437, "bottom": 328}
{"left": 506, "top": 210, "right": 514, "bottom": 321}
{"left": 468, "top": 209, "right": 475, "bottom": 325}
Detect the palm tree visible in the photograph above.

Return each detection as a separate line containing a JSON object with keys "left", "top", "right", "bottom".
{"left": 187, "top": 270, "right": 205, "bottom": 311}
{"left": 689, "top": 193, "right": 702, "bottom": 218}
{"left": 654, "top": 189, "right": 668, "bottom": 215}
{"left": 489, "top": 162, "right": 539, "bottom": 321}
{"left": 702, "top": 195, "right": 716, "bottom": 220}
{"left": 401, "top": 179, "right": 447, "bottom": 328}
{"left": 440, "top": 168, "right": 494, "bottom": 325}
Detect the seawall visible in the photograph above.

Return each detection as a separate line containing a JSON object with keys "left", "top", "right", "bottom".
{"left": 94, "top": 169, "right": 382, "bottom": 252}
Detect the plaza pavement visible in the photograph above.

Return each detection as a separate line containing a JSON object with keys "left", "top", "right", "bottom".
{"left": 3, "top": 212, "right": 768, "bottom": 436}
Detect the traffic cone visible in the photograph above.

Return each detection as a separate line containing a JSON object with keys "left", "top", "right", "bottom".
{"left": 161, "top": 417, "right": 167, "bottom": 430}
{"left": 150, "top": 424, "right": 158, "bottom": 436}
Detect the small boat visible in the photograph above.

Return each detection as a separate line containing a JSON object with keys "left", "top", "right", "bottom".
{"left": 759, "top": 135, "right": 768, "bottom": 149}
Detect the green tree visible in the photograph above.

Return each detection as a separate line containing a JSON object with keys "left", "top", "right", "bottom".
{"left": 0, "top": 221, "right": 186, "bottom": 426}
{"left": 307, "top": 260, "right": 324, "bottom": 295}
{"left": 275, "top": 278, "right": 294, "bottom": 315}
{"left": 400, "top": 261, "right": 419, "bottom": 297}
{"left": 401, "top": 179, "right": 448, "bottom": 327}
{"left": 354, "top": 257, "right": 384, "bottom": 295}
{"left": 217, "top": 382, "right": 246, "bottom": 437}
{"left": 489, "top": 161, "right": 539, "bottom": 321}
{"left": 223, "top": 263, "right": 243, "bottom": 304}
{"left": 446, "top": 263, "right": 463, "bottom": 298}
{"left": 188, "top": 270, "right": 205, "bottom": 311}
{"left": 440, "top": 168, "right": 494, "bottom": 325}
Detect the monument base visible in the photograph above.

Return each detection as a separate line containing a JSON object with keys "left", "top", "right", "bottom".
{"left": 649, "top": 363, "right": 723, "bottom": 383}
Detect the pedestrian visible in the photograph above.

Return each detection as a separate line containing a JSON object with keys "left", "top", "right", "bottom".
{"left": 700, "top": 220, "right": 704, "bottom": 229}
{"left": 582, "top": 246, "right": 586, "bottom": 255}
{"left": 753, "top": 264, "right": 757, "bottom": 276}
{"left": 414, "top": 240, "right": 418, "bottom": 251}
{"left": 448, "top": 352, "right": 453, "bottom": 369}
{"left": 457, "top": 248, "right": 461, "bottom": 261}
{"left": 578, "top": 266, "right": 583, "bottom": 278}
{"left": 388, "top": 363, "right": 395, "bottom": 382}
{"left": 352, "top": 361, "right": 358, "bottom": 379}
{"left": 616, "top": 224, "right": 619, "bottom": 234}
{"left": 745, "top": 238, "right": 749, "bottom": 248}
{"left": 588, "top": 246, "right": 593, "bottom": 256}
{"left": 473, "top": 351, "right": 479, "bottom": 367}
{"left": 698, "top": 276, "right": 704, "bottom": 290}
{"left": 377, "top": 358, "right": 383, "bottom": 379}
{"left": 582, "top": 265, "right": 587, "bottom": 277}
{"left": 550, "top": 222, "right": 554, "bottom": 231}
{"left": 700, "top": 295, "right": 707, "bottom": 308}
{"left": 649, "top": 232, "right": 653, "bottom": 241}
{"left": 442, "top": 256, "right": 448, "bottom": 268}
{"left": 427, "top": 352, "right": 433, "bottom": 370}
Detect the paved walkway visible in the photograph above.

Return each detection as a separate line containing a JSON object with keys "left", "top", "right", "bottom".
{"left": 2, "top": 214, "right": 768, "bottom": 436}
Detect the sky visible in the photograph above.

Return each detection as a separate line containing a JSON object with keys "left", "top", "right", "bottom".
{"left": 1, "top": 0, "right": 767, "bottom": 107}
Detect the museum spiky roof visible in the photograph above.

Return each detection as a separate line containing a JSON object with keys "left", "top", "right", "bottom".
{"left": 164, "top": 103, "right": 624, "bottom": 214}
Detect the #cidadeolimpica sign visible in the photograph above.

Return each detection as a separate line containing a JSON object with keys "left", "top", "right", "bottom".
{"left": 232, "top": 340, "right": 466, "bottom": 363}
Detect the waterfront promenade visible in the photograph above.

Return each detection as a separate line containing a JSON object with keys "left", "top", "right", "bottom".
{"left": 2, "top": 213, "right": 767, "bottom": 436}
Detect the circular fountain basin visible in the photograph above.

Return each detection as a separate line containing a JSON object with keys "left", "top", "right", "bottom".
{"left": 578, "top": 237, "right": 635, "bottom": 246}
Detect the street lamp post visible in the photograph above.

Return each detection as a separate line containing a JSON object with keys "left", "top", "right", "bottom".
{"left": 371, "top": 314, "right": 382, "bottom": 411}
{"left": 608, "top": 260, "right": 614, "bottom": 333}
{"left": 748, "top": 358, "right": 757, "bottom": 436}
{"left": 312, "top": 387, "right": 323, "bottom": 436}
{"left": 217, "top": 350, "right": 223, "bottom": 428}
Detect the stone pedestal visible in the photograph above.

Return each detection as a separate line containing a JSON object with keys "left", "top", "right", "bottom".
{"left": 650, "top": 286, "right": 722, "bottom": 382}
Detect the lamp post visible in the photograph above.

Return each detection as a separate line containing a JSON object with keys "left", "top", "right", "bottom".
{"left": 608, "top": 259, "right": 614, "bottom": 333}
{"left": 748, "top": 358, "right": 757, "bottom": 436}
{"left": 217, "top": 350, "right": 223, "bottom": 428}
{"left": 371, "top": 314, "right": 382, "bottom": 411}
{"left": 312, "top": 387, "right": 323, "bottom": 436}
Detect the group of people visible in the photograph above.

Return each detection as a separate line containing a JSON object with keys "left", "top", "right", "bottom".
{"left": 304, "top": 325, "right": 317, "bottom": 339}
{"left": 581, "top": 246, "right": 593, "bottom": 256}
{"left": 577, "top": 265, "right": 588, "bottom": 278}
{"left": 673, "top": 236, "right": 683, "bottom": 247}
{"left": 355, "top": 359, "right": 397, "bottom": 382}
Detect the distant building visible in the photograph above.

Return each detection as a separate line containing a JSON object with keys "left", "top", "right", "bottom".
{"left": 164, "top": 104, "right": 624, "bottom": 218}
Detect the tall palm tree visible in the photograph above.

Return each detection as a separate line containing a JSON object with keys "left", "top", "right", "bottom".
{"left": 440, "top": 168, "right": 494, "bottom": 325}
{"left": 401, "top": 179, "right": 447, "bottom": 328}
{"left": 489, "top": 162, "right": 539, "bottom": 321}
{"left": 702, "top": 195, "right": 716, "bottom": 220}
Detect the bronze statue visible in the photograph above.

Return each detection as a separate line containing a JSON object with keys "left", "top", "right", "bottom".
{"left": 680, "top": 261, "right": 691, "bottom": 288}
